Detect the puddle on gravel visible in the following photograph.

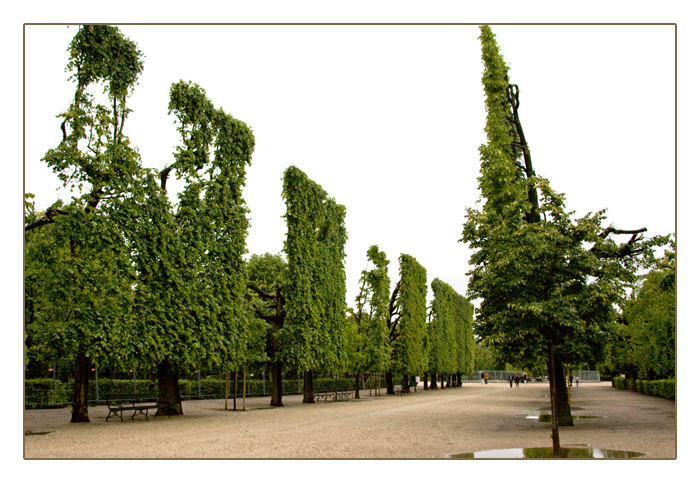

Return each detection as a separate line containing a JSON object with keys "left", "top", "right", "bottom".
{"left": 537, "top": 414, "right": 602, "bottom": 423}
{"left": 520, "top": 412, "right": 602, "bottom": 422}
{"left": 451, "top": 447, "right": 644, "bottom": 459}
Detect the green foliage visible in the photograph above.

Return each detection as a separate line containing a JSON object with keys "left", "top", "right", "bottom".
{"left": 393, "top": 254, "right": 428, "bottom": 377}
{"left": 612, "top": 377, "right": 675, "bottom": 400}
{"left": 347, "top": 246, "right": 392, "bottom": 375}
{"left": 247, "top": 253, "right": 287, "bottom": 295}
{"left": 44, "top": 25, "right": 143, "bottom": 197}
{"left": 472, "top": 342, "right": 501, "bottom": 370}
{"left": 455, "top": 292, "right": 476, "bottom": 375}
{"left": 24, "top": 379, "right": 71, "bottom": 408}
{"left": 24, "top": 378, "right": 159, "bottom": 408}
{"left": 26, "top": 25, "right": 144, "bottom": 380}
{"left": 25, "top": 201, "right": 136, "bottom": 369}
{"left": 125, "top": 80, "right": 258, "bottom": 373}
{"left": 27, "top": 26, "right": 262, "bottom": 399}
{"left": 281, "top": 166, "right": 348, "bottom": 374}
{"left": 605, "top": 240, "right": 675, "bottom": 380}
{"left": 462, "top": 26, "right": 660, "bottom": 376}
{"left": 428, "top": 279, "right": 458, "bottom": 376}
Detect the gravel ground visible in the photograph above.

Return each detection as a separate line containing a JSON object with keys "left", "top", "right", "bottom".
{"left": 23, "top": 381, "right": 676, "bottom": 459}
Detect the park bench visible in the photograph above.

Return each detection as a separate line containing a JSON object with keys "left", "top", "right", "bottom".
{"left": 393, "top": 385, "right": 409, "bottom": 395}
{"left": 314, "top": 389, "right": 352, "bottom": 402}
{"left": 105, "top": 393, "right": 161, "bottom": 422}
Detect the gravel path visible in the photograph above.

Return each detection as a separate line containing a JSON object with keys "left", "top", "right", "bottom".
{"left": 23, "top": 381, "right": 676, "bottom": 459}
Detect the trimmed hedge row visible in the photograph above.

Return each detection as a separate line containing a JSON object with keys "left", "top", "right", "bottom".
{"left": 612, "top": 377, "right": 675, "bottom": 400}
{"left": 25, "top": 378, "right": 160, "bottom": 408}
{"left": 25, "top": 377, "right": 363, "bottom": 408}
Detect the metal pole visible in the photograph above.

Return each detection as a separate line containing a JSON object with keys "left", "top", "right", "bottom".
{"left": 225, "top": 370, "right": 230, "bottom": 410}
{"left": 197, "top": 370, "right": 201, "bottom": 398}
{"left": 95, "top": 366, "right": 99, "bottom": 401}
{"left": 132, "top": 370, "right": 137, "bottom": 393}
{"left": 262, "top": 369, "right": 266, "bottom": 395}
{"left": 242, "top": 365, "right": 247, "bottom": 411}
{"left": 52, "top": 362, "right": 56, "bottom": 406}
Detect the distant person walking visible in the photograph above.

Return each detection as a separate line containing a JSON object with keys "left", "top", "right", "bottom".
{"left": 509, "top": 374, "right": 513, "bottom": 388}
{"left": 480, "top": 372, "right": 484, "bottom": 384}
{"left": 514, "top": 374, "right": 520, "bottom": 388}
{"left": 484, "top": 372, "right": 489, "bottom": 384}
{"left": 575, "top": 375, "right": 580, "bottom": 387}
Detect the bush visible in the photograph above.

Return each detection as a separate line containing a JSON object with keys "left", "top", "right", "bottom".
{"left": 25, "top": 378, "right": 158, "bottom": 408}
{"left": 25, "top": 375, "right": 363, "bottom": 408}
{"left": 612, "top": 376, "right": 675, "bottom": 400}
{"left": 637, "top": 379, "right": 675, "bottom": 400}
{"left": 93, "top": 379, "right": 157, "bottom": 399}
{"left": 25, "top": 378, "right": 70, "bottom": 408}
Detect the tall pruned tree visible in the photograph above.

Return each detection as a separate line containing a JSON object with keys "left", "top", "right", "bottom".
{"left": 454, "top": 293, "right": 476, "bottom": 385}
{"left": 25, "top": 25, "right": 144, "bottom": 423}
{"left": 125, "top": 79, "right": 258, "bottom": 415}
{"left": 428, "top": 279, "right": 458, "bottom": 388}
{"left": 426, "top": 280, "right": 474, "bottom": 389}
{"left": 392, "top": 254, "right": 428, "bottom": 392}
{"left": 246, "top": 252, "right": 287, "bottom": 406}
{"left": 280, "top": 166, "right": 348, "bottom": 403}
{"left": 347, "top": 245, "right": 392, "bottom": 398}
{"left": 462, "top": 25, "right": 660, "bottom": 455}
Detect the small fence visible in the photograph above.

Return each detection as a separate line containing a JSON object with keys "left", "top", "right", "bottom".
{"left": 24, "top": 359, "right": 388, "bottom": 409}
{"left": 462, "top": 370, "right": 600, "bottom": 383}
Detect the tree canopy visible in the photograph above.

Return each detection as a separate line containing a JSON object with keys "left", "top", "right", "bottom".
{"left": 347, "top": 245, "right": 392, "bottom": 380}
{"left": 280, "top": 166, "right": 348, "bottom": 378}
{"left": 461, "top": 25, "right": 667, "bottom": 451}
{"left": 392, "top": 254, "right": 428, "bottom": 381}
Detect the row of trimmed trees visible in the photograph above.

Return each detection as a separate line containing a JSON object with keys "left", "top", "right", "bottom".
{"left": 25, "top": 25, "right": 474, "bottom": 422}
{"left": 345, "top": 250, "right": 476, "bottom": 397}
{"left": 248, "top": 245, "right": 476, "bottom": 407}
{"left": 25, "top": 25, "right": 265, "bottom": 421}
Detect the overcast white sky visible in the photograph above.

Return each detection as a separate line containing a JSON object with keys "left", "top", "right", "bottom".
{"left": 24, "top": 23, "right": 675, "bottom": 308}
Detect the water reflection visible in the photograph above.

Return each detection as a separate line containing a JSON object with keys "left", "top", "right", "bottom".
{"left": 451, "top": 447, "right": 644, "bottom": 459}
{"left": 537, "top": 414, "right": 601, "bottom": 422}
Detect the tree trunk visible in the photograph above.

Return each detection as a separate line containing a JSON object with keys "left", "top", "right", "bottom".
{"left": 270, "top": 359, "right": 284, "bottom": 407}
{"left": 402, "top": 373, "right": 409, "bottom": 393}
{"left": 302, "top": 370, "right": 314, "bottom": 403}
{"left": 70, "top": 352, "right": 91, "bottom": 423}
{"left": 269, "top": 322, "right": 284, "bottom": 407}
{"left": 440, "top": 374, "right": 444, "bottom": 389}
{"left": 354, "top": 372, "right": 361, "bottom": 399}
{"left": 430, "top": 373, "right": 438, "bottom": 389}
{"left": 385, "top": 372, "right": 395, "bottom": 394}
{"left": 423, "top": 372, "right": 429, "bottom": 390}
{"left": 547, "top": 342, "right": 562, "bottom": 457}
{"left": 156, "top": 358, "right": 183, "bottom": 416}
{"left": 233, "top": 370, "right": 237, "bottom": 411}
{"left": 553, "top": 355, "right": 574, "bottom": 426}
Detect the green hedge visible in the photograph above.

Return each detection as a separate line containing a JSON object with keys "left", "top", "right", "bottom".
{"left": 612, "top": 377, "right": 675, "bottom": 400}
{"left": 25, "top": 376, "right": 362, "bottom": 408}
{"left": 637, "top": 379, "right": 675, "bottom": 400}
{"left": 24, "top": 379, "right": 70, "bottom": 408}
{"left": 24, "top": 378, "right": 158, "bottom": 408}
